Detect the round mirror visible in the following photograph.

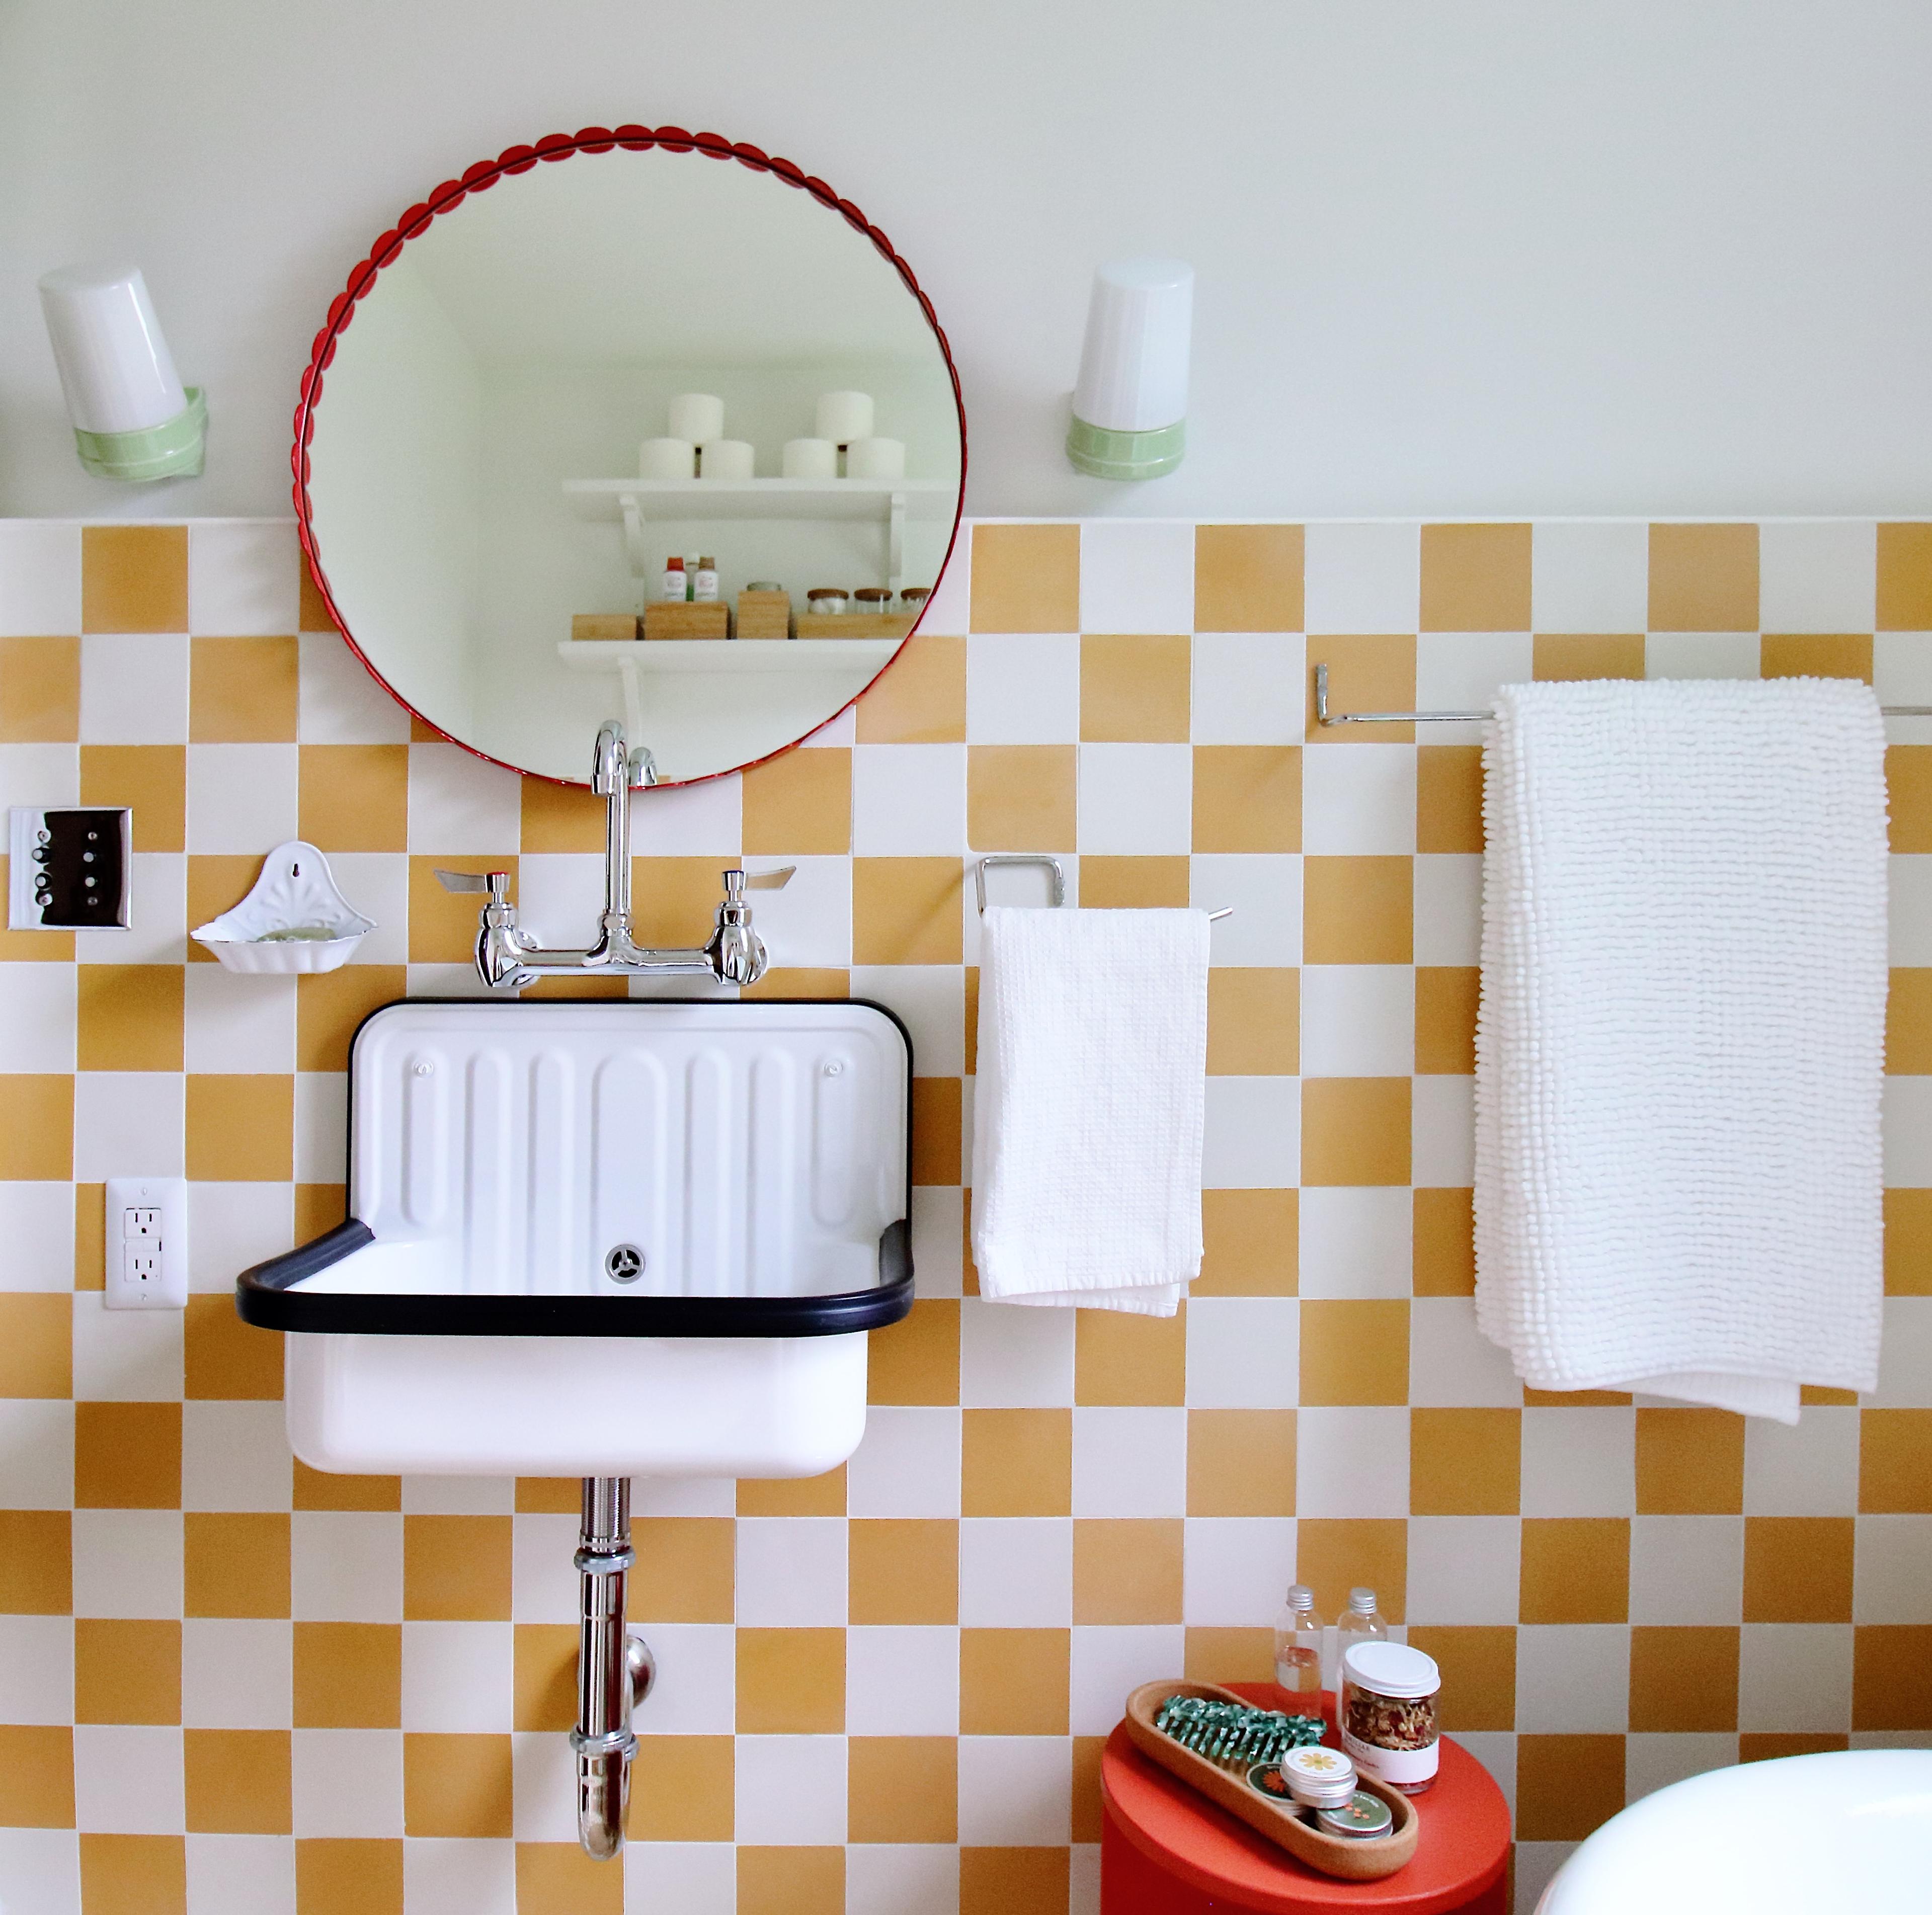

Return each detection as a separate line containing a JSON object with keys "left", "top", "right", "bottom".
{"left": 296, "top": 127, "right": 965, "bottom": 785}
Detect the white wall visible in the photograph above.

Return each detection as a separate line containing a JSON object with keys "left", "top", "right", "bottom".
{"left": 4, "top": 0, "right": 1931, "bottom": 521}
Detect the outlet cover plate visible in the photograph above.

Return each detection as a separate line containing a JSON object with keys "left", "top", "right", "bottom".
{"left": 104, "top": 1176, "right": 188, "bottom": 1310}
{"left": 9, "top": 806, "right": 131, "bottom": 931}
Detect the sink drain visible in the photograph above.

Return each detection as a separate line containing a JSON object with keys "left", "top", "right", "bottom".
{"left": 604, "top": 1243, "right": 645, "bottom": 1284}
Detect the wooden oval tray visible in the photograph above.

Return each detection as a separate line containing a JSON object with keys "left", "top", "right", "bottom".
{"left": 1123, "top": 1679, "right": 1419, "bottom": 1881}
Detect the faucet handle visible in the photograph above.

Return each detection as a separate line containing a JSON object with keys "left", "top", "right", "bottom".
{"left": 738, "top": 866, "right": 795, "bottom": 892}
{"left": 435, "top": 869, "right": 509, "bottom": 899}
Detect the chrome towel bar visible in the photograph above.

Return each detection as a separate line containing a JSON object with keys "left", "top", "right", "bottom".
{"left": 975, "top": 854, "right": 1231, "bottom": 920}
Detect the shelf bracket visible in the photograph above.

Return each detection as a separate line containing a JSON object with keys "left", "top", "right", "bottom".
{"left": 617, "top": 657, "right": 646, "bottom": 761}
{"left": 888, "top": 491, "right": 906, "bottom": 596}
{"left": 618, "top": 494, "right": 649, "bottom": 584}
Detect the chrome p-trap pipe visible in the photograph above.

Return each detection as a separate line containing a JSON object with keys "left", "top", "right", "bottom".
{"left": 573, "top": 1476, "right": 653, "bottom": 1860}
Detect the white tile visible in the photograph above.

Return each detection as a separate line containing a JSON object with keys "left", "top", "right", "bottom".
{"left": 1297, "top": 1407, "right": 1409, "bottom": 1517}
{"left": 1202, "top": 1077, "right": 1300, "bottom": 1189}
{"left": 958, "top": 1518, "right": 1073, "bottom": 1626}
{"left": 292, "top": 1512, "right": 403, "bottom": 1621}
{"left": 1301, "top": 966, "right": 1412, "bottom": 1077}
{"left": 187, "top": 522, "right": 299, "bottom": 637}
{"left": 0, "top": 1828, "right": 78, "bottom": 1915}
{"left": 1737, "top": 1624, "right": 1852, "bottom": 1732}
{"left": 959, "top": 1299, "right": 1072, "bottom": 1407}
{"left": 1304, "top": 524, "right": 1420, "bottom": 634}
{"left": 845, "top": 1626, "right": 960, "bottom": 1735}
{"left": 1743, "top": 1406, "right": 1860, "bottom": 1515}
{"left": 1191, "top": 854, "right": 1301, "bottom": 966}
{"left": 1530, "top": 522, "right": 1649, "bottom": 633}
{"left": 1301, "top": 744, "right": 1415, "bottom": 855}
{"left": 82, "top": 852, "right": 187, "bottom": 966}
{"left": 1300, "top": 1187, "right": 1412, "bottom": 1298}
{"left": 1758, "top": 521, "right": 1876, "bottom": 633}
{"left": 733, "top": 1734, "right": 847, "bottom": 1843}
{"left": 0, "top": 1399, "right": 74, "bottom": 1510}
{"left": 291, "top": 1728, "right": 405, "bottom": 1836}
{"left": 854, "top": 742, "right": 966, "bottom": 854}
{"left": 1181, "top": 1517, "right": 1295, "bottom": 1626}
{"left": 910, "top": 1186, "right": 964, "bottom": 1299}
{"left": 0, "top": 963, "right": 75, "bottom": 1070}
{"left": 1413, "top": 855, "right": 1480, "bottom": 969}
{"left": 407, "top": 743, "right": 521, "bottom": 852}
{"left": 1515, "top": 1625, "right": 1628, "bottom": 1731}
{"left": 1071, "top": 1407, "right": 1187, "bottom": 1517}
{"left": 1070, "top": 1625, "right": 1186, "bottom": 1734}
{"left": 189, "top": 1182, "right": 293, "bottom": 1292}
{"left": 1628, "top": 1517, "right": 1743, "bottom": 1624}
{"left": 1519, "top": 1408, "right": 1635, "bottom": 1518}
{"left": 623, "top": 1840, "right": 737, "bottom": 1915}
{"left": 629, "top": 776, "right": 742, "bottom": 856}
{"left": 850, "top": 965, "right": 963, "bottom": 1076}
{"left": 846, "top": 1843, "right": 960, "bottom": 1915}
{"left": 1884, "top": 1077, "right": 1932, "bottom": 1187}
{"left": 511, "top": 1512, "right": 582, "bottom": 1623}
{"left": 1412, "top": 632, "right": 1534, "bottom": 746}
{"left": 182, "top": 1619, "right": 293, "bottom": 1728}
{"left": 72, "top": 1509, "right": 181, "bottom": 1618}
{"left": 1644, "top": 633, "right": 1760, "bottom": 681}
{"left": 1080, "top": 520, "right": 1194, "bottom": 634}
{"left": 0, "top": 521, "right": 81, "bottom": 635}
{"left": 1855, "top": 1516, "right": 1932, "bottom": 1623}
{"left": 1448, "top": 1730, "right": 1515, "bottom": 1813}
{"left": 1406, "top": 1515, "right": 1520, "bottom": 1623}
{"left": 632, "top": 1624, "right": 735, "bottom": 1734}
{"left": 80, "top": 634, "right": 189, "bottom": 743}
{"left": 1071, "top": 1844, "right": 1101, "bottom": 1915}
{"left": 187, "top": 1834, "right": 296, "bottom": 1915}
{"left": 1185, "top": 1298, "right": 1299, "bottom": 1408}
{"left": 70, "top": 1293, "right": 179, "bottom": 1402}
{"left": 957, "top": 1734, "right": 1070, "bottom": 1843}
{"left": 297, "top": 632, "right": 411, "bottom": 744}
{"left": 736, "top": 853, "right": 849, "bottom": 968}
{"left": 183, "top": 967, "right": 296, "bottom": 1073}
{"left": 799, "top": 705, "right": 855, "bottom": 748}
{"left": 0, "top": 1616, "right": 71, "bottom": 1723}
{"left": 402, "top": 1621, "right": 512, "bottom": 1731}
{"left": 1192, "top": 634, "right": 1304, "bottom": 744}
{"left": 1872, "top": 1297, "right": 1932, "bottom": 1405}
{"left": 186, "top": 744, "right": 298, "bottom": 853}
{"left": 847, "top": 1406, "right": 962, "bottom": 1518}
{"left": 514, "top": 853, "right": 604, "bottom": 949}
{"left": 1078, "top": 743, "right": 1192, "bottom": 854}
{"left": 1876, "top": 636, "right": 1932, "bottom": 745}
{"left": 321, "top": 852, "right": 408, "bottom": 966}
{"left": 400, "top": 1475, "right": 513, "bottom": 1514}
{"left": 1625, "top": 1732, "right": 1738, "bottom": 1805}
{"left": 1514, "top": 1843, "right": 1580, "bottom": 1914}
{"left": 630, "top": 1481, "right": 735, "bottom": 1522}
{"left": 1412, "top": 1075, "right": 1475, "bottom": 1187}
{"left": 0, "top": 1183, "right": 76, "bottom": 1290}
{"left": 74, "top": 1724, "right": 184, "bottom": 1833}
{"left": 967, "top": 633, "right": 1080, "bottom": 742}
{"left": 1851, "top": 1729, "right": 1932, "bottom": 1750}
{"left": 736, "top": 1517, "right": 848, "bottom": 1626}
{"left": 1409, "top": 1300, "right": 1522, "bottom": 1406}
{"left": 295, "top": 1071, "right": 348, "bottom": 1183}
{"left": 0, "top": 741, "right": 79, "bottom": 810}
{"left": 400, "top": 1838, "right": 516, "bottom": 1915}
{"left": 917, "top": 523, "right": 972, "bottom": 637}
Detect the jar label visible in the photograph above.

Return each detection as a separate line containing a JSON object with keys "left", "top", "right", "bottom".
{"left": 1341, "top": 1727, "right": 1438, "bottom": 1786}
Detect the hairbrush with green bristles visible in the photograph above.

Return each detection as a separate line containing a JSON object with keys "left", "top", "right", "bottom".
{"left": 1152, "top": 1695, "right": 1325, "bottom": 1770}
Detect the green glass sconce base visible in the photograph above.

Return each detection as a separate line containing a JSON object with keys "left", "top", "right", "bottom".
{"left": 73, "top": 387, "right": 207, "bottom": 482}
{"left": 1066, "top": 414, "right": 1185, "bottom": 481}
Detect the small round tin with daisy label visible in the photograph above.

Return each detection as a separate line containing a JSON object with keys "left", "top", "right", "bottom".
{"left": 1317, "top": 1791, "right": 1395, "bottom": 1840}
{"left": 1275, "top": 1744, "right": 1357, "bottom": 1810}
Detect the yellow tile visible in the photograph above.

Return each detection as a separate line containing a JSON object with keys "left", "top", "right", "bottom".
{"left": 742, "top": 746, "right": 850, "bottom": 854}
{"left": 630, "top": 1518, "right": 735, "bottom": 1621}
{"left": 512, "top": 1623, "right": 578, "bottom": 1732}
{"left": 960, "top": 1849, "right": 1068, "bottom": 1915}
{"left": 1891, "top": 969, "right": 1932, "bottom": 1074}
{"left": 184, "top": 1292, "right": 282, "bottom": 1401}
{"left": 1079, "top": 855, "right": 1191, "bottom": 908}
{"left": 0, "top": 1511, "right": 71, "bottom": 1612}
{"left": 959, "top": 1628, "right": 1069, "bottom": 1734}
{"left": 630, "top": 1735, "right": 734, "bottom": 1841}
{"left": 0, "top": 635, "right": 79, "bottom": 740}
{"left": 739, "top": 1847, "right": 844, "bottom": 1915}
{"left": 296, "top": 965, "right": 405, "bottom": 1074}
{"left": 1533, "top": 633, "right": 1646, "bottom": 681}
{"left": 294, "top": 1839, "right": 401, "bottom": 1915}
{"left": 1761, "top": 632, "right": 1872, "bottom": 682}
{"left": 849, "top": 1519, "right": 958, "bottom": 1624}
{"left": 182, "top": 1512, "right": 289, "bottom": 1620}
{"left": 186, "top": 1075, "right": 292, "bottom": 1181}
{"left": 1073, "top": 1518, "right": 1183, "bottom": 1623}
{"left": 185, "top": 1728, "right": 292, "bottom": 1834}
{"left": 1305, "top": 635, "right": 1414, "bottom": 743}
{"left": 0, "top": 1724, "right": 73, "bottom": 1829}
{"left": 744, "top": 965, "right": 849, "bottom": 1001}
{"left": 1415, "top": 966, "right": 1478, "bottom": 1074}
{"left": 75, "top": 1182, "right": 104, "bottom": 1290}
{"left": 293, "top": 1457, "right": 398, "bottom": 1511}
{"left": 1404, "top": 1626, "right": 1515, "bottom": 1732}
{"left": 1628, "top": 1626, "right": 1739, "bottom": 1733}
{"left": 853, "top": 857, "right": 961, "bottom": 965}
{"left": 80, "top": 1834, "right": 183, "bottom": 1914}
{"left": 1194, "top": 525, "right": 1304, "bottom": 632}
{"left": 1853, "top": 1625, "right": 1932, "bottom": 1732}
{"left": 1860, "top": 1409, "right": 1932, "bottom": 1511}
{"left": 1207, "top": 967, "right": 1298, "bottom": 1074}
{"left": 1522, "top": 1385, "right": 1632, "bottom": 1408}
{"left": 848, "top": 1737, "right": 958, "bottom": 1844}
{"left": 737, "top": 1465, "right": 846, "bottom": 1516}
{"left": 1411, "top": 1408, "right": 1520, "bottom": 1514}
{"left": 1197, "top": 1189, "right": 1297, "bottom": 1296}
{"left": 76, "top": 1618, "right": 180, "bottom": 1725}
{"left": 404, "top": 1515, "right": 511, "bottom": 1620}
{"left": 1293, "top": 1518, "right": 1408, "bottom": 1623}
{"left": 402, "top": 1732, "right": 513, "bottom": 1838}
{"left": 1635, "top": 1407, "right": 1745, "bottom": 1514}
{"left": 1302, "top": 858, "right": 1411, "bottom": 965}
{"left": 298, "top": 559, "right": 338, "bottom": 634}
{"left": 1185, "top": 1410, "right": 1296, "bottom": 1516}
{"left": 410, "top": 715, "right": 445, "bottom": 744}
{"left": 515, "top": 1841, "right": 624, "bottom": 1915}
{"left": 1080, "top": 634, "right": 1190, "bottom": 742}
{"left": 295, "top": 1622, "right": 401, "bottom": 1728}
{"left": 0, "top": 1074, "right": 72, "bottom": 1180}
{"left": 1741, "top": 1731, "right": 1850, "bottom": 1763}
{"left": 1074, "top": 1308, "right": 1187, "bottom": 1406}
{"left": 409, "top": 856, "right": 516, "bottom": 964}
{"left": 969, "top": 743, "right": 1076, "bottom": 852}
{"left": 1193, "top": 746, "right": 1301, "bottom": 852}
{"left": 186, "top": 855, "right": 261, "bottom": 962}
{"left": 631, "top": 856, "right": 743, "bottom": 948}
{"left": 1520, "top": 1518, "right": 1630, "bottom": 1623}
{"left": 1648, "top": 523, "right": 1759, "bottom": 632}
{"left": 1182, "top": 1626, "right": 1275, "bottom": 1684}
{"left": 963, "top": 1408, "right": 1071, "bottom": 1516}
{"left": 737, "top": 1627, "right": 844, "bottom": 1732}
{"left": 190, "top": 637, "right": 298, "bottom": 742}
{"left": 82, "top": 744, "right": 184, "bottom": 852}
{"left": 855, "top": 633, "right": 968, "bottom": 743}
{"left": 1416, "top": 745, "right": 1484, "bottom": 854}
{"left": 1891, "top": 746, "right": 1932, "bottom": 852}
{"left": 77, "top": 964, "right": 183, "bottom": 1071}
{"left": 514, "top": 1479, "right": 581, "bottom": 1514}
{"left": 911, "top": 1076, "right": 962, "bottom": 1186}
{"left": 77, "top": 1401, "right": 180, "bottom": 1508}
{"left": 970, "top": 524, "right": 1080, "bottom": 633}
{"left": 518, "top": 777, "right": 604, "bottom": 854}
{"left": 82, "top": 525, "right": 187, "bottom": 632}
{"left": 1420, "top": 524, "right": 1532, "bottom": 631}
{"left": 1884, "top": 1189, "right": 1932, "bottom": 1295}
{"left": 0, "top": 1292, "right": 70, "bottom": 1397}
{"left": 1877, "top": 524, "right": 1932, "bottom": 630}
{"left": 299, "top": 744, "right": 409, "bottom": 852}
{"left": 1515, "top": 1735, "right": 1626, "bottom": 1843}
{"left": 866, "top": 1297, "right": 959, "bottom": 1404}
{"left": 1743, "top": 1516, "right": 1854, "bottom": 1622}
{"left": 1301, "top": 1078, "right": 1412, "bottom": 1187}
{"left": 1299, "top": 1298, "right": 1409, "bottom": 1404}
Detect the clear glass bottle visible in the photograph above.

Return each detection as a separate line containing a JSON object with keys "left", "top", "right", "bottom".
{"left": 1332, "top": 1587, "right": 1388, "bottom": 1690}
{"left": 1273, "top": 1583, "right": 1325, "bottom": 1701}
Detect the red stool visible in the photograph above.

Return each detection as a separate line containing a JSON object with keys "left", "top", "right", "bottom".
{"left": 1100, "top": 1685, "right": 1510, "bottom": 1915}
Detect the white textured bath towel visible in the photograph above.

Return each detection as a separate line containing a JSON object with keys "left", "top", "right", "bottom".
{"left": 971, "top": 905, "right": 1211, "bottom": 1315}
{"left": 1474, "top": 678, "right": 1888, "bottom": 1423}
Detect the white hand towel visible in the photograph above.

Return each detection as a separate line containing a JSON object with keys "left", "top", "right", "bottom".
{"left": 1474, "top": 677, "right": 1888, "bottom": 1424}
{"left": 971, "top": 905, "right": 1211, "bottom": 1315}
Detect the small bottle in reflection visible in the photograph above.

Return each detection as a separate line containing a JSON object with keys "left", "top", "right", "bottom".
{"left": 693, "top": 557, "right": 719, "bottom": 603}
{"left": 661, "top": 555, "right": 687, "bottom": 601}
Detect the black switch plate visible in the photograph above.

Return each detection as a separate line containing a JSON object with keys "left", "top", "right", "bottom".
{"left": 8, "top": 807, "right": 131, "bottom": 931}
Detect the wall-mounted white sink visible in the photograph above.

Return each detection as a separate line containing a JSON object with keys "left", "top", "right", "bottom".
{"left": 238, "top": 998, "right": 912, "bottom": 1477}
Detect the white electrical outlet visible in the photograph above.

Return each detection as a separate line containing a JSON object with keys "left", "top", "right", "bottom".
{"left": 104, "top": 1177, "right": 188, "bottom": 1310}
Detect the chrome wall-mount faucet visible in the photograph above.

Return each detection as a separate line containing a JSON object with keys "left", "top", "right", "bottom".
{"left": 436, "top": 719, "right": 792, "bottom": 991}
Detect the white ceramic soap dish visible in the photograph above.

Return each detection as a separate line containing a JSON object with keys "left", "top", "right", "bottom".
{"left": 193, "top": 841, "right": 375, "bottom": 974}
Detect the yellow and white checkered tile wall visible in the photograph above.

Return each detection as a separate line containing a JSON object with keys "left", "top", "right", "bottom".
{"left": 0, "top": 516, "right": 1929, "bottom": 1915}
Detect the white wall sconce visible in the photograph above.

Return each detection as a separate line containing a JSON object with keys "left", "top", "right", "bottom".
{"left": 1066, "top": 256, "right": 1192, "bottom": 481}
{"left": 38, "top": 263, "right": 205, "bottom": 482}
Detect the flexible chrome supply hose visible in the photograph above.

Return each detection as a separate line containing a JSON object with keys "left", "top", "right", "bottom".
{"left": 574, "top": 1476, "right": 647, "bottom": 1860}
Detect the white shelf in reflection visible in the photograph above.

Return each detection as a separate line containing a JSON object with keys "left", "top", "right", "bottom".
{"left": 562, "top": 477, "right": 957, "bottom": 521}
{"left": 554, "top": 638, "right": 902, "bottom": 675}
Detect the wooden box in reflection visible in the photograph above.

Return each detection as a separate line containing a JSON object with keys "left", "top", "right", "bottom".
{"left": 642, "top": 602, "right": 731, "bottom": 640}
